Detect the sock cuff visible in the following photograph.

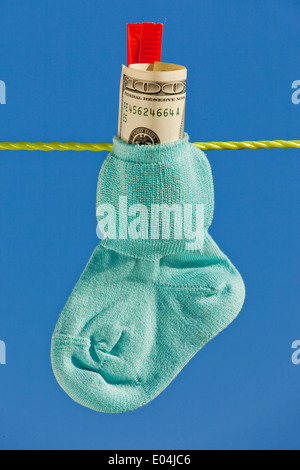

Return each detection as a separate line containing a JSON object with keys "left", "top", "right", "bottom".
{"left": 96, "top": 134, "right": 214, "bottom": 260}
{"left": 110, "top": 133, "right": 190, "bottom": 163}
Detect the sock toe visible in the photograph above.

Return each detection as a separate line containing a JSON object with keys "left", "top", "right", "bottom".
{"left": 51, "top": 333, "right": 147, "bottom": 413}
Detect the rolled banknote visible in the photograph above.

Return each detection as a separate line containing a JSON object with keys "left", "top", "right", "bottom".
{"left": 118, "top": 62, "right": 187, "bottom": 145}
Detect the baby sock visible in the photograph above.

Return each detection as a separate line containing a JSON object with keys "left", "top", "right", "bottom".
{"left": 51, "top": 134, "right": 245, "bottom": 413}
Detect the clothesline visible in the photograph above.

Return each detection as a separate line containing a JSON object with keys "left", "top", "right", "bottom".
{"left": 0, "top": 140, "right": 299, "bottom": 152}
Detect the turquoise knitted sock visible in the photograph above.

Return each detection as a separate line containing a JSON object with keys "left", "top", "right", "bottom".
{"left": 51, "top": 134, "right": 245, "bottom": 413}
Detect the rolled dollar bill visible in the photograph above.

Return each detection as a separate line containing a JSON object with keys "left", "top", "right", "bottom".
{"left": 118, "top": 62, "right": 187, "bottom": 145}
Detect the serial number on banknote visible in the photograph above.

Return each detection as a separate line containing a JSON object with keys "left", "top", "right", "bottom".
{"left": 122, "top": 102, "right": 181, "bottom": 120}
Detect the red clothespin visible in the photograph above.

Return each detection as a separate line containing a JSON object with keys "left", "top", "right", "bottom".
{"left": 127, "top": 22, "right": 163, "bottom": 67}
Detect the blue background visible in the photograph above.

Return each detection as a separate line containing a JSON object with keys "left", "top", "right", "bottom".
{"left": 0, "top": 0, "right": 299, "bottom": 450}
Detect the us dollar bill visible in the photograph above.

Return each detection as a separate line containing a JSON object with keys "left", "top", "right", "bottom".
{"left": 118, "top": 62, "right": 187, "bottom": 145}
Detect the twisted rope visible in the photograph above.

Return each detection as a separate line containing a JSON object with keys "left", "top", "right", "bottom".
{"left": 193, "top": 140, "right": 300, "bottom": 151}
{"left": 0, "top": 140, "right": 299, "bottom": 152}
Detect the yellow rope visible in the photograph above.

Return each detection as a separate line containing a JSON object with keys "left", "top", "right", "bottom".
{"left": 193, "top": 140, "right": 300, "bottom": 151}
{"left": 0, "top": 140, "right": 299, "bottom": 152}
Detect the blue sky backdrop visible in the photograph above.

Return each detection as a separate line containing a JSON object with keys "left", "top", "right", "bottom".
{"left": 0, "top": 0, "right": 299, "bottom": 450}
